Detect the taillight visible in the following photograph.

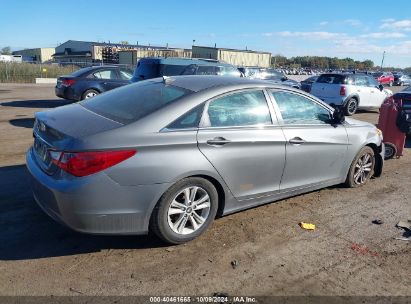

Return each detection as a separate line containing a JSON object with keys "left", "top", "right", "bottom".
{"left": 339, "top": 86, "right": 346, "bottom": 96}
{"left": 51, "top": 150, "right": 136, "bottom": 177}
{"left": 62, "top": 79, "right": 76, "bottom": 86}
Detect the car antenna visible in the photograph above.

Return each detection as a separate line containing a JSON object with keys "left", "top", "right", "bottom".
{"left": 163, "top": 76, "right": 174, "bottom": 84}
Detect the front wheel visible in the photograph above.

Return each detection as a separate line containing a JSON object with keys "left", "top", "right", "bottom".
{"left": 345, "top": 146, "right": 375, "bottom": 188}
{"left": 344, "top": 98, "right": 358, "bottom": 116}
{"left": 150, "top": 177, "right": 218, "bottom": 244}
{"left": 384, "top": 143, "right": 397, "bottom": 160}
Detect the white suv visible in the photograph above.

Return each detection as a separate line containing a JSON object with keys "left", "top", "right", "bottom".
{"left": 310, "top": 73, "right": 389, "bottom": 115}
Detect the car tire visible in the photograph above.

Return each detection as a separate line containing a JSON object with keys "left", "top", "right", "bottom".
{"left": 400, "top": 82, "right": 404, "bottom": 86}
{"left": 150, "top": 177, "right": 219, "bottom": 244}
{"left": 345, "top": 146, "right": 375, "bottom": 188}
{"left": 384, "top": 143, "right": 397, "bottom": 160}
{"left": 81, "top": 89, "right": 99, "bottom": 100}
{"left": 344, "top": 98, "right": 358, "bottom": 116}
{"left": 389, "top": 81, "right": 393, "bottom": 87}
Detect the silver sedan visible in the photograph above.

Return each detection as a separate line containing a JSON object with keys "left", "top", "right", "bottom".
{"left": 26, "top": 76, "right": 384, "bottom": 244}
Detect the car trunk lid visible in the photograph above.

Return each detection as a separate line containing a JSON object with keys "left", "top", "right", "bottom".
{"left": 32, "top": 103, "right": 123, "bottom": 175}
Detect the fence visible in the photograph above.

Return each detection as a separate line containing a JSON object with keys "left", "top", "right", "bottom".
{"left": 0, "top": 62, "right": 133, "bottom": 83}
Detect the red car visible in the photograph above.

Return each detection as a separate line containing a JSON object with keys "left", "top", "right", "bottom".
{"left": 372, "top": 72, "right": 394, "bottom": 86}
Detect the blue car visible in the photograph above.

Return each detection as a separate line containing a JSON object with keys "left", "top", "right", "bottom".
{"left": 55, "top": 66, "right": 133, "bottom": 101}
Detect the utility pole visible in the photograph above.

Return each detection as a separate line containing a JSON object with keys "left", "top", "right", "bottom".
{"left": 381, "top": 51, "right": 386, "bottom": 70}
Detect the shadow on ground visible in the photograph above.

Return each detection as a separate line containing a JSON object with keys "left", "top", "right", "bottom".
{"left": 1, "top": 99, "right": 72, "bottom": 109}
{"left": 0, "top": 164, "right": 165, "bottom": 261}
{"left": 9, "top": 118, "right": 35, "bottom": 128}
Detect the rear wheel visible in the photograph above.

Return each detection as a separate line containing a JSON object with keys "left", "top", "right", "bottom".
{"left": 150, "top": 177, "right": 218, "bottom": 244}
{"left": 81, "top": 89, "right": 99, "bottom": 100}
{"left": 344, "top": 98, "right": 358, "bottom": 116}
{"left": 345, "top": 146, "right": 375, "bottom": 188}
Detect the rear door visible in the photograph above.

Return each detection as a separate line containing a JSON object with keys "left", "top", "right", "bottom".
{"left": 197, "top": 89, "right": 286, "bottom": 200}
{"left": 268, "top": 90, "right": 348, "bottom": 191}
{"left": 92, "top": 69, "right": 124, "bottom": 91}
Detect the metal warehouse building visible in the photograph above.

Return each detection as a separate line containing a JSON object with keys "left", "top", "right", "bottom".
{"left": 12, "top": 47, "right": 55, "bottom": 63}
{"left": 53, "top": 40, "right": 190, "bottom": 65}
{"left": 192, "top": 45, "right": 271, "bottom": 67}
{"left": 118, "top": 48, "right": 192, "bottom": 66}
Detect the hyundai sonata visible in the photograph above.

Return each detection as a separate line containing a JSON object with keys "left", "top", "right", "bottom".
{"left": 27, "top": 76, "right": 384, "bottom": 244}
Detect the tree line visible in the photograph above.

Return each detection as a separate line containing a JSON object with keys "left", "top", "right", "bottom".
{"left": 271, "top": 55, "right": 375, "bottom": 70}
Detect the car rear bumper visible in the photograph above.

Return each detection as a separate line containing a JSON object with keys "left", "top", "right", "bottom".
{"left": 55, "top": 86, "right": 79, "bottom": 101}
{"left": 26, "top": 147, "right": 171, "bottom": 235}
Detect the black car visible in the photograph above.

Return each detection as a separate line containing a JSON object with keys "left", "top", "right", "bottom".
{"left": 55, "top": 66, "right": 133, "bottom": 101}
{"left": 300, "top": 75, "right": 319, "bottom": 92}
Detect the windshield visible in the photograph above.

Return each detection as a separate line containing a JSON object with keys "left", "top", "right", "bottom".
{"left": 372, "top": 72, "right": 383, "bottom": 77}
{"left": 81, "top": 81, "right": 192, "bottom": 124}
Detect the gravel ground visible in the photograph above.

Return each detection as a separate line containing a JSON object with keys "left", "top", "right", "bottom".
{"left": 0, "top": 83, "right": 410, "bottom": 297}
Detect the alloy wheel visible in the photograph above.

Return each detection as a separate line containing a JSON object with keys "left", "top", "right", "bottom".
{"left": 85, "top": 92, "right": 97, "bottom": 99}
{"left": 167, "top": 186, "right": 211, "bottom": 235}
{"left": 353, "top": 153, "right": 373, "bottom": 185}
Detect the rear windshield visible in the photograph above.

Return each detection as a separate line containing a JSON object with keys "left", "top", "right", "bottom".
{"left": 81, "top": 81, "right": 192, "bottom": 124}
{"left": 317, "top": 74, "right": 346, "bottom": 84}
{"left": 71, "top": 67, "right": 92, "bottom": 77}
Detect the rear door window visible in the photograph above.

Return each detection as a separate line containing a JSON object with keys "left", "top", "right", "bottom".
{"left": 93, "top": 69, "right": 118, "bottom": 80}
{"left": 205, "top": 91, "right": 272, "bottom": 127}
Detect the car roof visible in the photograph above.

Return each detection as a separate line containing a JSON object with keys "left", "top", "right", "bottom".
{"left": 150, "top": 75, "right": 295, "bottom": 93}
{"left": 138, "top": 57, "right": 227, "bottom": 66}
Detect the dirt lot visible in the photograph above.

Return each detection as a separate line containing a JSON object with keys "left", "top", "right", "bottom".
{"left": 0, "top": 83, "right": 410, "bottom": 297}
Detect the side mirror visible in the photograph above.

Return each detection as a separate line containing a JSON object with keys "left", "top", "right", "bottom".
{"left": 378, "top": 84, "right": 384, "bottom": 91}
{"left": 332, "top": 107, "right": 345, "bottom": 125}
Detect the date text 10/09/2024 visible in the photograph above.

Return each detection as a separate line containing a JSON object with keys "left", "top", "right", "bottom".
{"left": 149, "top": 296, "right": 257, "bottom": 303}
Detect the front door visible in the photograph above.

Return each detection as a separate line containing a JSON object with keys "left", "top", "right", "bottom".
{"left": 269, "top": 90, "right": 349, "bottom": 191}
{"left": 197, "top": 90, "right": 286, "bottom": 200}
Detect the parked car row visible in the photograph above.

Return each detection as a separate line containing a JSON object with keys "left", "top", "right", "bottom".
{"left": 30, "top": 75, "right": 384, "bottom": 244}
{"left": 56, "top": 59, "right": 305, "bottom": 101}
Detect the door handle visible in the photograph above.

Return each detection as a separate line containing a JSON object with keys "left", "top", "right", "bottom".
{"left": 206, "top": 137, "right": 231, "bottom": 146}
{"left": 289, "top": 137, "right": 306, "bottom": 145}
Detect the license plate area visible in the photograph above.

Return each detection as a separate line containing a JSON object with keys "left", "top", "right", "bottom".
{"left": 33, "top": 135, "right": 53, "bottom": 170}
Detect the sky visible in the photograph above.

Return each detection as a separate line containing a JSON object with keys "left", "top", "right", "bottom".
{"left": 1, "top": 0, "right": 411, "bottom": 67}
